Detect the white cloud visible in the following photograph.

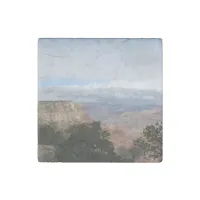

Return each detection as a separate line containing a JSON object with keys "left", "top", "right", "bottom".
{"left": 38, "top": 38, "right": 162, "bottom": 91}
{"left": 38, "top": 39, "right": 162, "bottom": 102}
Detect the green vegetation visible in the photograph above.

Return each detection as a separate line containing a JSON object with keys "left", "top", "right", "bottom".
{"left": 38, "top": 121, "right": 122, "bottom": 162}
{"left": 131, "top": 122, "right": 163, "bottom": 162}
{"left": 38, "top": 121, "right": 163, "bottom": 162}
{"left": 54, "top": 121, "right": 122, "bottom": 162}
{"left": 38, "top": 123, "right": 63, "bottom": 145}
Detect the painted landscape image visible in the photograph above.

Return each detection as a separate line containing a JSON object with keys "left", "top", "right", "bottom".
{"left": 38, "top": 38, "right": 163, "bottom": 162}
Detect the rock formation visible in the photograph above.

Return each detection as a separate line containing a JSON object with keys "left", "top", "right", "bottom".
{"left": 38, "top": 101, "right": 92, "bottom": 131}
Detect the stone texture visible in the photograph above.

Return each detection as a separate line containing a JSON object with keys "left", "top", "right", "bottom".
{"left": 38, "top": 145, "right": 56, "bottom": 162}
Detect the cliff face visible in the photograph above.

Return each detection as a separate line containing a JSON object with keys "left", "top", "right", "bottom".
{"left": 101, "top": 123, "right": 134, "bottom": 149}
{"left": 38, "top": 101, "right": 92, "bottom": 130}
{"left": 103, "top": 107, "right": 162, "bottom": 139}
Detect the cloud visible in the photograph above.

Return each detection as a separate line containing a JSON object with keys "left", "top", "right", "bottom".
{"left": 38, "top": 38, "right": 162, "bottom": 91}
{"left": 38, "top": 39, "right": 163, "bottom": 103}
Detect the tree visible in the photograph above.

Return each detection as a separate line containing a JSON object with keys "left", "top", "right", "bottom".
{"left": 132, "top": 122, "right": 163, "bottom": 162}
{"left": 54, "top": 121, "right": 122, "bottom": 162}
{"left": 38, "top": 124, "right": 63, "bottom": 145}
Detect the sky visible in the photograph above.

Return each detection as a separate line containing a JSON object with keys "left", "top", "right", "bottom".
{"left": 38, "top": 38, "right": 162, "bottom": 101}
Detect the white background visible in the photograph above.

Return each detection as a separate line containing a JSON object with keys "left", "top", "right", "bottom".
{"left": 0, "top": 0, "right": 200, "bottom": 199}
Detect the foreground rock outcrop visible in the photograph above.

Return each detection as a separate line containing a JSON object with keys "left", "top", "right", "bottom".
{"left": 38, "top": 145, "right": 56, "bottom": 162}
{"left": 38, "top": 101, "right": 92, "bottom": 130}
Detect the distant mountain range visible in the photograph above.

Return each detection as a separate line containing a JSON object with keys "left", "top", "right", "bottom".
{"left": 39, "top": 86, "right": 162, "bottom": 104}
